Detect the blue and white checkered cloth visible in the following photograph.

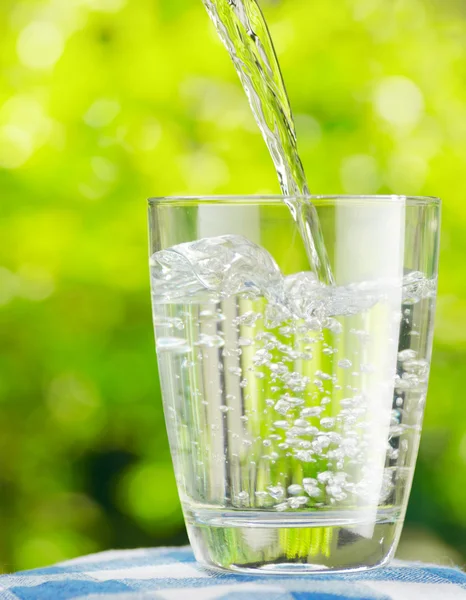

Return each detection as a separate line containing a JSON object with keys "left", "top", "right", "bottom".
{"left": 1, "top": 546, "right": 465, "bottom": 599}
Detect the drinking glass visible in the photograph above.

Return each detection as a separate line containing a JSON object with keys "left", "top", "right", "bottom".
{"left": 148, "top": 195, "right": 440, "bottom": 574}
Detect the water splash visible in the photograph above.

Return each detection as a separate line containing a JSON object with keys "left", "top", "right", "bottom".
{"left": 201, "top": 0, "right": 335, "bottom": 285}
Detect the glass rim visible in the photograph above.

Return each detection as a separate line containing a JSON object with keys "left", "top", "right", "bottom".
{"left": 148, "top": 194, "right": 441, "bottom": 207}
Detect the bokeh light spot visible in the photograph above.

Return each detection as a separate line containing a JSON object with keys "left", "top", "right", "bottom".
{"left": 14, "top": 531, "right": 96, "bottom": 571}
{"left": 84, "top": 99, "right": 121, "bottom": 128}
{"left": 138, "top": 120, "right": 162, "bottom": 151}
{"left": 181, "top": 151, "right": 230, "bottom": 191}
{"left": 17, "top": 21, "right": 65, "bottom": 70}
{"left": 272, "top": 19, "right": 296, "bottom": 53}
{"left": 181, "top": 77, "right": 254, "bottom": 132}
{"left": 0, "top": 268, "right": 19, "bottom": 306}
{"left": 0, "top": 95, "right": 53, "bottom": 148}
{"left": 78, "top": 182, "right": 109, "bottom": 200}
{"left": 374, "top": 76, "right": 424, "bottom": 127}
{"left": 459, "top": 434, "right": 466, "bottom": 464}
{"left": 18, "top": 265, "right": 55, "bottom": 301}
{"left": 47, "top": 373, "right": 101, "bottom": 426}
{"left": 118, "top": 463, "right": 182, "bottom": 531}
{"left": 295, "top": 114, "right": 322, "bottom": 149}
{"left": 91, "top": 156, "right": 118, "bottom": 182}
{"left": 386, "top": 153, "right": 427, "bottom": 194}
{"left": 340, "top": 154, "right": 381, "bottom": 194}
{"left": 84, "top": 0, "right": 127, "bottom": 13}
{"left": 16, "top": 538, "right": 68, "bottom": 570}
{"left": 0, "top": 125, "right": 33, "bottom": 169}
{"left": 352, "top": 0, "right": 382, "bottom": 21}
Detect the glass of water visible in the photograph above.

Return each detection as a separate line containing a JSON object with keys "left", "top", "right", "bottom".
{"left": 148, "top": 195, "right": 440, "bottom": 574}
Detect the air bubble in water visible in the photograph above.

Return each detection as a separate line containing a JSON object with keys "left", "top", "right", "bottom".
{"left": 253, "top": 349, "right": 273, "bottom": 366}
{"left": 196, "top": 334, "right": 225, "bottom": 348}
{"left": 274, "top": 400, "right": 292, "bottom": 415}
{"left": 182, "top": 358, "right": 196, "bottom": 368}
{"left": 403, "top": 359, "right": 429, "bottom": 377}
{"left": 267, "top": 484, "right": 284, "bottom": 500}
{"left": 153, "top": 316, "right": 184, "bottom": 330}
{"left": 279, "top": 326, "right": 293, "bottom": 337}
{"left": 255, "top": 491, "right": 268, "bottom": 498}
{"left": 223, "top": 347, "right": 242, "bottom": 357}
{"left": 234, "top": 311, "right": 262, "bottom": 326}
{"left": 295, "top": 450, "right": 315, "bottom": 462}
{"left": 312, "top": 436, "right": 331, "bottom": 452}
{"left": 326, "top": 484, "right": 347, "bottom": 501}
{"left": 287, "top": 484, "right": 303, "bottom": 495}
{"left": 316, "top": 370, "right": 333, "bottom": 381}
{"left": 389, "top": 424, "right": 404, "bottom": 437}
{"left": 156, "top": 337, "right": 191, "bottom": 354}
{"left": 340, "top": 398, "right": 354, "bottom": 408}
{"left": 338, "top": 359, "right": 352, "bottom": 369}
{"left": 228, "top": 366, "right": 242, "bottom": 376}
{"left": 398, "top": 349, "right": 417, "bottom": 362}
{"left": 326, "top": 318, "right": 343, "bottom": 334}
{"left": 387, "top": 447, "right": 399, "bottom": 460}
{"left": 199, "top": 309, "right": 225, "bottom": 323}
{"left": 317, "top": 471, "right": 333, "bottom": 483}
{"left": 303, "top": 481, "right": 321, "bottom": 497}
{"left": 273, "top": 420, "right": 289, "bottom": 429}
{"left": 301, "top": 406, "right": 323, "bottom": 418}
{"left": 303, "top": 477, "right": 317, "bottom": 485}
{"left": 288, "top": 496, "right": 308, "bottom": 508}
{"left": 284, "top": 395, "right": 305, "bottom": 406}
{"left": 350, "top": 328, "right": 370, "bottom": 342}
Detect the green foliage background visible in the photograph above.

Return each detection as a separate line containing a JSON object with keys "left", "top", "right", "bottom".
{"left": 1, "top": 0, "right": 466, "bottom": 571}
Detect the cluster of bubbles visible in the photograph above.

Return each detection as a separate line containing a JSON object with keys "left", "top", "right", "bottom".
{"left": 151, "top": 235, "right": 434, "bottom": 512}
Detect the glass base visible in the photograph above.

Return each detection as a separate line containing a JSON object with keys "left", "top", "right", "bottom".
{"left": 186, "top": 508, "right": 399, "bottom": 574}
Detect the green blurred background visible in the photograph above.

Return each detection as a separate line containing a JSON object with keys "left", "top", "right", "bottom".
{"left": 1, "top": 0, "right": 465, "bottom": 572}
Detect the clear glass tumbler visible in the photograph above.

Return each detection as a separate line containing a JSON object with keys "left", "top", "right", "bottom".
{"left": 148, "top": 195, "right": 440, "bottom": 574}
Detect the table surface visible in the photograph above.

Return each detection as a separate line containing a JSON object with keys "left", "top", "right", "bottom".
{"left": 0, "top": 546, "right": 465, "bottom": 599}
